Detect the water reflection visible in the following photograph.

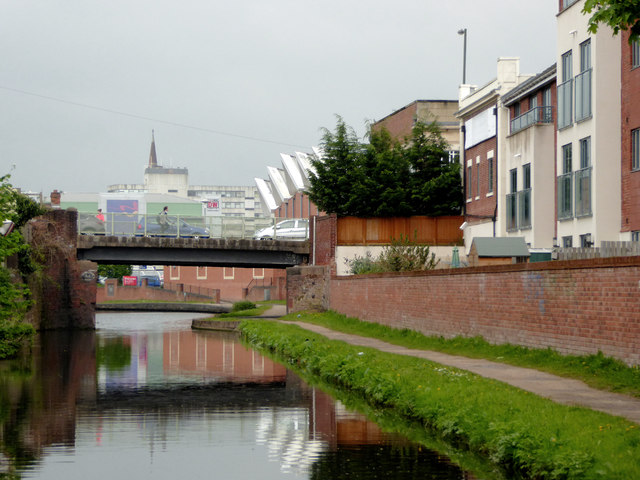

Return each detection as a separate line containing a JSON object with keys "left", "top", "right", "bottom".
{"left": 0, "top": 312, "right": 476, "bottom": 479}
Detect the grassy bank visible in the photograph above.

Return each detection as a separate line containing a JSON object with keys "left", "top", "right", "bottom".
{"left": 282, "top": 311, "right": 640, "bottom": 398}
{"left": 240, "top": 319, "right": 640, "bottom": 480}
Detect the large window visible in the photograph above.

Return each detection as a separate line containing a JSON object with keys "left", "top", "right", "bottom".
{"left": 576, "top": 137, "right": 592, "bottom": 217}
{"left": 576, "top": 40, "right": 592, "bottom": 122}
{"left": 633, "top": 39, "right": 640, "bottom": 68}
{"left": 519, "top": 164, "right": 532, "bottom": 229}
{"left": 633, "top": 128, "right": 640, "bottom": 171}
{"left": 467, "top": 165, "right": 472, "bottom": 199}
{"left": 507, "top": 169, "right": 518, "bottom": 231}
{"left": 558, "top": 51, "right": 573, "bottom": 129}
{"left": 558, "top": 144, "right": 573, "bottom": 220}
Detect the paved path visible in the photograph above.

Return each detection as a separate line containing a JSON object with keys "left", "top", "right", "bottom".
{"left": 275, "top": 319, "right": 640, "bottom": 425}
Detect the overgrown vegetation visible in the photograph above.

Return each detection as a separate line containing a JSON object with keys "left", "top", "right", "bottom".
{"left": 308, "top": 118, "right": 462, "bottom": 217}
{"left": 231, "top": 300, "right": 257, "bottom": 312}
{"left": 97, "top": 264, "right": 132, "bottom": 284}
{"left": 0, "top": 176, "right": 43, "bottom": 357}
{"left": 345, "top": 234, "right": 439, "bottom": 274}
{"left": 282, "top": 310, "right": 640, "bottom": 398}
{"left": 240, "top": 319, "right": 640, "bottom": 480}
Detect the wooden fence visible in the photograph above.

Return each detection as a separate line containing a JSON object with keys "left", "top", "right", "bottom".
{"left": 336, "top": 216, "right": 464, "bottom": 246}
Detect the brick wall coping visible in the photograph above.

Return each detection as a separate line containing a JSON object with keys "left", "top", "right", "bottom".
{"left": 333, "top": 256, "right": 640, "bottom": 280}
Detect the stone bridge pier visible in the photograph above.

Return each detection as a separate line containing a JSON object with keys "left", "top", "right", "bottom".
{"left": 24, "top": 209, "right": 97, "bottom": 330}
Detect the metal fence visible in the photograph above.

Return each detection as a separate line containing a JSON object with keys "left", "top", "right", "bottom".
{"left": 77, "top": 212, "right": 304, "bottom": 240}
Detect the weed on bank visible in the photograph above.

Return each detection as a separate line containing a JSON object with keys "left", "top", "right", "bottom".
{"left": 284, "top": 311, "right": 640, "bottom": 398}
{"left": 240, "top": 320, "right": 640, "bottom": 480}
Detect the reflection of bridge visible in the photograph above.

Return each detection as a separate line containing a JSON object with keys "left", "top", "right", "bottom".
{"left": 77, "top": 235, "right": 310, "bottom": 268}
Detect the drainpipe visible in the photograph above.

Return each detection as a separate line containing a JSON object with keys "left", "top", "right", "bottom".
{"left": 493, "top": 105, "right": 498, "bottom": 238}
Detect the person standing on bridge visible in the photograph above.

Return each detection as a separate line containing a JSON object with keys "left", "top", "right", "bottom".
{"left": 158, "top": 206, "right": 169, "bottom": 233}
{"left": 96, "top": 209, "right": 105, "bottom": 222}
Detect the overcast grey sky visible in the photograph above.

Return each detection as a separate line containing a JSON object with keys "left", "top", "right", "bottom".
{"left": 1, "top": 0, "right": 558, "bottom": 195}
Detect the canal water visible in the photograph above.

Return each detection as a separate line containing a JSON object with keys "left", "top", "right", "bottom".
{"left": 0, "top": 312, "right": 479, "bottom": 479}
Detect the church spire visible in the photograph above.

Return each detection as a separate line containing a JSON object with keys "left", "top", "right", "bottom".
{"left": 148, "top": 130, "right": 158, "bottom": 167}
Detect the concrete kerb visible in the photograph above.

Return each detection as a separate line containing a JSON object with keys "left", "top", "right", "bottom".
{"left": 279, "top": 321, "right": 640, "bottom": 425}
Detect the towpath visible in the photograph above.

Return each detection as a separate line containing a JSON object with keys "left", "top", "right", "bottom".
{"left": 259, "top": 305, "right": 640, "bottom": 425}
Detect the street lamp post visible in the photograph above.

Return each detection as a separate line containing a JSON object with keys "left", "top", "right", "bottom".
{"left": 457, "top": 28, "right": 467, "bottom": 84}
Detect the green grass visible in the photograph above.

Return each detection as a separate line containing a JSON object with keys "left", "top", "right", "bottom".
{"left": 283, "top": 311, "right": 640, "bottom": 398}
{"left": 240, "top": 320, "right": 640, "bottom": 480}
{"left": 216, "top": 304, "right": 271, "bottom": 318}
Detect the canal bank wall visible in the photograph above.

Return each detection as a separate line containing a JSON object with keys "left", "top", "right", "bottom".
{"left": 287, "top": 256, "right": 640, "bottom": 366}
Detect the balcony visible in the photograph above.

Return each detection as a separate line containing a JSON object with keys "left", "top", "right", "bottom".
{"left": 506, "top": 193, "right": 518, "bottom": 232}
{"left": 510, "top": 106, "right": 553, "bottom": 134}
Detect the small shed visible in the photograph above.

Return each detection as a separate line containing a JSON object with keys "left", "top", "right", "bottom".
{"left": 468, "top": 237, "right": 530, "bottom": 267}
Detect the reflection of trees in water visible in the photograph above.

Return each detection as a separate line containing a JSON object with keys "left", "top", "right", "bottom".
{"left": 0, "top": 331, "right": 96, "bottom": 477}
{"left": 97, "top": 338, "right": 131, "bottom": 372}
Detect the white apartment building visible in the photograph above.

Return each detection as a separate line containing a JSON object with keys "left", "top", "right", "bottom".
{"left": 555, "top": 0, "right": 622, "bottom": 248}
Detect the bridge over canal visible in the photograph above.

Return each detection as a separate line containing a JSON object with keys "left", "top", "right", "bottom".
{"left": 77, "top": 235, "right": 310, "bottom": 268}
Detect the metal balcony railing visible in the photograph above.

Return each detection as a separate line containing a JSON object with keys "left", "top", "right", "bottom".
{"left": 510, "top": 106, "right": 553, "bottom": 134}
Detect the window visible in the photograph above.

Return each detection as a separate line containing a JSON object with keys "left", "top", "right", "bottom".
{"left": 633, "top": 129, "right": 640, "bottom": 171}
{"left": 632, "top": 231, "right": 640, "bottom": 242}
{"left": 558, "top": 144, "right": 573, "bottom": 219}
{"left": 519, "top": 164, "right": 532, "bottom": 229}
{"left": 170, "top": 265, "right": 180, "bottom": 280}
{"left": 562, "top": 236, "right": 573, "bottom": 248}
{"left": 562, "top": 51, "right": 573, "bottom": 82}
{"left": 633, "top": 40, "right": 640, "bottom": 68}
{"left": 562, "top": 0, "right": 578, "bottom": 8}
{"left": 576, "top": 137, "right": 592, "bottom": 217}
{"left": 580, "top": 39, "right": 591, "bottom": 71}
{"left": 562, "top": 143, "right": 573, "bottom": 174}
{"left": 507, "top": 168, "right": 518, "bottom": 232}
{"left": 529, "top": 95, "right": 538, "bottom": 110}
{"left": 523, "top": 163, "right": 531, "bottom": 189}
{"left": 580, "top": 233, "right": 593, "bottom": 248}
{"left": 576, "top": 41, "right": 592, "bottom": 121}
{"left": 542, "top": 87, "right": 551, "bottom": 107}
{"left": 476, "top": 162, "right": 480, "bottom": 198}
{"left": 558, "top": 51, "right": 573, "bottom": 129}
{"left": 467, "top": 165, "right": 472, "bottom": 199}
{"left": 223, "top": 267, "right": 234, "bottom": 280}
{"left": 196, "top": 266, "right": 207, "bottom": 280}
{"left": 487, "top": 157, "right": 494, "bottom": 194}
{"left": 513, "top": 102, "right": 521, "bottom": 117}
{"left": 253, "top": 268, "right": 265, "bottom": 279}
{"left": 510, "top": 169, "right": 517, "bottom": 194}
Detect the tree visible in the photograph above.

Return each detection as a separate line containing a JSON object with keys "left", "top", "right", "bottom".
{"left": 308, "top": 117, "right": 462, "bottom": 217}
{"left": 583, "top": 0, "right": 640, "bottom": 42}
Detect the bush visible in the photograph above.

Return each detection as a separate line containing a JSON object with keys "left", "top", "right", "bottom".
{"left": 232, "top": 301, "right": 257, "bottom": 312}
{"left": 345, "top": 234, "right": 439, "bottom": 274}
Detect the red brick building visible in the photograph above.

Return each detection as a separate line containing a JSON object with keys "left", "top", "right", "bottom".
{"left": 621, "top": 32, "right": 640, "bottom": 237}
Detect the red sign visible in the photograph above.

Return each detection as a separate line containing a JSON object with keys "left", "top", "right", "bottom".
{"left": 207, "top": 201, "right": 219, "bottom": 209}
{"left": 122, "top": 276, "right": 137, "bottom": 286}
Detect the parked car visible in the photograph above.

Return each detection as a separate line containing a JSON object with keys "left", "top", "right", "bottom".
{"left": 254, "top": 219, "right": 309, "bottom": 240}
{"left": 78, "top": 213, "right": 106, "bottom": 235}
{"left": 136, "top": 216, "right": 210, "bottom": 238}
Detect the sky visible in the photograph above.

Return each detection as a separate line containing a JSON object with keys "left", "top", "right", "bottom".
{"left": 1, "top": 0, "right": 558, "bottom": 195}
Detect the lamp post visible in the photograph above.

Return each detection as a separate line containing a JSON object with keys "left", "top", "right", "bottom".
{"left": 457, "top": 28, "right": 467, "bottom": 84}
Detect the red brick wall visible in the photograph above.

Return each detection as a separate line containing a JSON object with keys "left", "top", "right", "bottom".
{"left": 97, "top": 279, "right": 220, "bottom": 303}
{"left": 324, "top": 257, "right": 640, "bottom": 366}
{"left": 275, "top": 191, "right": 319, "bottom": 218}
{"left": 163, "top": 266, "right": 285, "bottom": 302}
{"left": 464, "top": 137, "right": 498, "bottom": 219}
{"left": 621, "top": 32, "right": 640, "bottom": 232}
{"left": 372, "top": 103, "right": 418, "bottom": 140}
{"left": 310, "top": 214, "right": 337, "bottom": 270}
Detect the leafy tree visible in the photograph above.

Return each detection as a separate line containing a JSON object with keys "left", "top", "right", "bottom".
{"left": 583, "top": 0, "right": 640, "bottom": 42}
{"left": 309, "top": 117, "right": 462, "bottom": 217}
{"left": 97, "top": 264, "right": 132, "bottom": 283}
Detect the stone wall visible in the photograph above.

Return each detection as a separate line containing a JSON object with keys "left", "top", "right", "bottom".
{"left": 286, "top": 265, "right": 329, "bottom": 313}
{"left": 23, "top": 209, "right": 96, "bottom": 329}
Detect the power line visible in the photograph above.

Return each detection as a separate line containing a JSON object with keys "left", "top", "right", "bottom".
{"left": 0, "top": 85, "right": 309, "bottom": 149}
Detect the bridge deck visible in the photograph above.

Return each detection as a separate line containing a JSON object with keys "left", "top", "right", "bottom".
{"left": 77, "top": 235, "right": 310, "bottom": 268}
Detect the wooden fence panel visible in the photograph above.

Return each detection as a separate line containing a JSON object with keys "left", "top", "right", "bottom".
{"left": 337, "top": 216, "right": 463, "bottom": 245}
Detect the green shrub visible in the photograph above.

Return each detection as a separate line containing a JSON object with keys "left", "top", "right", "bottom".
{"left": 232, "top": 300, "right": 257, "bottom": 312}
{"left": 345, "top": 234, "right": 439, "bottom": 274}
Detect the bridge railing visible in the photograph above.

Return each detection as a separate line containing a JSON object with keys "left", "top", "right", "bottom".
{"left": 77, "top": 212, "right": 307, "bottom": 240}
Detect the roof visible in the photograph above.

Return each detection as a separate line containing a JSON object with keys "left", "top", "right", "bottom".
{"left": 471, "top": 237, "right": 530, "bottom": 257}
{"left": 501, "top": 64, "right": 556, "bottom": 106}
